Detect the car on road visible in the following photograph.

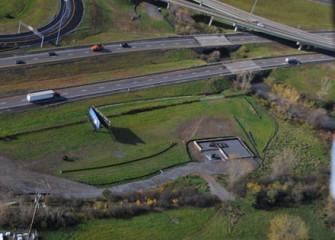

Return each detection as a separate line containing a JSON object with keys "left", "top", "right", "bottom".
{"left": 90, "top": 44, "right": 104, "bottom": 52}
{"left": 15, "top": 60, "right": 25, "bottom": 64}
{"left": 48, "top": 51, "right": 57, "bottom": 56}
{"left": 285, "top": 57, "right": 300, "bottom": 65}
{"left": 257, "top": 22, "right": 265, "bottom": 28}
{"left": 120, "top": 42, "right": 130, "bottom": 48}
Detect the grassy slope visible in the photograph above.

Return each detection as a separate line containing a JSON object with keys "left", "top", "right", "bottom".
{"left": 220, "top": 0, "right": 333, "bottom": 29}
{"left": 268, "top": 63, "right": 335, "bottom": 101}
{"left": 61, "top": 0, "right": 173, "bottom": 45}
{"left": 0, "top": 49, "right": 204, "bottom": 95}
{"left": 39, "top": 204, "right": 334, "bottom": 240}
{"left": 0, "top": 0, "right": 60, "bottom": 34}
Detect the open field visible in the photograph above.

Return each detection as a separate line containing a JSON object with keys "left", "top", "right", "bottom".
{"left": 268, "top": 63, "right": 335, "bottom": 101}
{"left": 0, "top": 0, "right": 60, "bottom": 34}
{"left": 39, "top": 203, "right": 334, "bottom": 239}
{"left": 0, "top": 49, "right": 204, "bottom": 96}
{"left": 0, "top": 90, "right": 274, "bottom": 185}
{"left": 220, "top": 0, "right": 333, "bottom": 29}
{"left": 61, "top": 0, "right": 173, "bottom": 45}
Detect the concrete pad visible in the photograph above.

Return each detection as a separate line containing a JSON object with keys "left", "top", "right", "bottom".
{"left": 225, "top": 60, "right": 261, "bottom": 74}
{"left": 194, "top": 35, "right": 231, "bottom": 47}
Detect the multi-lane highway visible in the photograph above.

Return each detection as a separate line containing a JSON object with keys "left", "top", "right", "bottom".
{"left": 0, "top": 0, "right": 83, "bottom": 48}
{"left": 0, "top": 31, "right": 333, "bottom": 69}
{"left": 0, "top": 53, "right": 333, "bottom": 111}
{"left": 160, "top": 0, "right": 335, "bottom": 51}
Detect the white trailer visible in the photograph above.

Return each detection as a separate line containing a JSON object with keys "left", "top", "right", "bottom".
{"left": 26, "top": 90, "right": 59, "bottom": 102}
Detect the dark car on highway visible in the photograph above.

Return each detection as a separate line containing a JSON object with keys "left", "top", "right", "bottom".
{"left": 48, "top": 51, "right": 57, "bottom": 56}
{"left": 120, "top": 42, "right": 131, "bottom": 48}
{"left": 15, "top": 60, "right": 25, "bottom": 64}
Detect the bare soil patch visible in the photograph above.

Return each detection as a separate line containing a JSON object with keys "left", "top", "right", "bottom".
{"left": 176, "top": 116, "right": 235, "bottom": 142}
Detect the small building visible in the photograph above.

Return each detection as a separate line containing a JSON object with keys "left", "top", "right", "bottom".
{"left": 194, "top": 137, "right": 254, "bottom": 161}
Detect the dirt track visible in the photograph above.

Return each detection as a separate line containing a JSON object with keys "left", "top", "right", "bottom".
{"left": 0, "top": 154, "right": 258, "bottom": 200}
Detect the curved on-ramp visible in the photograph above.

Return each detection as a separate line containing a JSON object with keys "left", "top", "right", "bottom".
{"left": 0, "top": 0, "right": 84, "bottom": 48}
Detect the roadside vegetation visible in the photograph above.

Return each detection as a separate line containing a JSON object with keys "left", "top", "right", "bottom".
{"left": 61, "top": 0, "right": 173, "bottom": 45}
{"left": 268, "top": 63, "right": 335, "bottom": 102}
{"left": 220, "top": 0, "right": 333, "bottom": 29}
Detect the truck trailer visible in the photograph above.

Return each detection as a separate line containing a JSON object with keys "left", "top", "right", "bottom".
{"left": 26, "top": 90, "right": 60, "bottom": 102}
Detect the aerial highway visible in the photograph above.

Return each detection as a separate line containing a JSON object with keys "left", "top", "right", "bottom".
{"left": 0, "top": 53, "right": 333, "bottom": 111}
{"left": 0, "top": 0, "right": 83, "bottom": 48}
{"left": 0, "top": 31, "right": 333, "bottom": 69}
{"left": 160, "top": 0, "right": 335, "bottom": 51}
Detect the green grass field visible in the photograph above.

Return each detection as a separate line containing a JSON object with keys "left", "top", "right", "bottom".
{"left": 268, "top": 63, "right": 335, "bottom": 101}
{"left": 220, "top": 0, "right": 333, "bottom": 29}
{"left": 39, "top": 203, "right": 334, "bottom": 240}
{"left": 0, "top": 0, "right": 60, "bottom": 34}
{"left": 0, "top": 89, "right": 274, "bottom": 185}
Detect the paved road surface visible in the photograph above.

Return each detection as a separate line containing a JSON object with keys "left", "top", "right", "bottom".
{"left": 0, "top": 31, "right": 333, "bottom": 69}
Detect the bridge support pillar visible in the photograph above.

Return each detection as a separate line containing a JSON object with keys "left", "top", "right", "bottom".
{"left": 298, "top": 45, "right": 303, "bottom": 51}
{"left": 208, "top": 16, "right": 214, "bottom": 26}
{"left": 200, "top": 1, "right": 202, "bottom": 6}
{"left": 167, "top": 2, "right": 170, "bottom": 9}
{"left": 234, "top": 27, "right": 238, "bottom": 31}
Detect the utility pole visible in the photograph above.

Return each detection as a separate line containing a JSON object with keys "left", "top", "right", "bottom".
{"left": 56, "top": 0, "right": 68, "bottom": 45}
{"left": 28, "top": 193, "right": 42, "bottom": 236}
{"left": 250, "top": 0, "right": 258, "bottom": 15}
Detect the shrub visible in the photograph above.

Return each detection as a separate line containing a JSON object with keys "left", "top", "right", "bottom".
{"left": 268, "top": 214, "right": 309, "bottom": 240}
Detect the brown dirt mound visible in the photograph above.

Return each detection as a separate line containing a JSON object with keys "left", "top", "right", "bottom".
{"left": 176, "top": 116, "right": 236, "bottom": 142}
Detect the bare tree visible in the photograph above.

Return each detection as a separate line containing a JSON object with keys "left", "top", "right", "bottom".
{"left": 271, "top": 148, "right": 300, "bottom": 179}
{"left": 236, "top": 71, "right": 254, "bottom": 92}
{"left": 317, "top": 77, "right": 332, "bottom": 100}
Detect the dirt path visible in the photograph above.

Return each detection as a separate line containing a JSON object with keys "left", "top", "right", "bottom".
{"left": 0, "top": 155, "right": 258, "bottom": 200}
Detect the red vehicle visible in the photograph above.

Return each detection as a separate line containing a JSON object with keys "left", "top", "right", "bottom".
{"left": 90, "top": 44, "right": 104, "bottom": 52}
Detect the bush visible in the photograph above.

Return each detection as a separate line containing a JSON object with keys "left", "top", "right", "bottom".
{"left": 268, "top": 214, "right": 309, "bottom": 240}
{"left": 211, "top": 76, "right": 232, "bottom": 93}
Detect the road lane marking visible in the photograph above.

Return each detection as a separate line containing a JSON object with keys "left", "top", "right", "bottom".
{"left": 132, "top": 81, "right": 138, "bottom": 84}
{"left": 175, "top": 42, "right": 180, "bottom": 45}
{"left": 146, "top": 45, "right": 151, "bottom": 47}
{"left": 191, "top": 72, "right": 196, "bottom": 74}
{"left": 160, "top": 44, "right": 165, "bottom": 46}
{"left": 164, "top": 76, "right": 168, "bottom": 79}
{"left": 68, "top": 53, "right": 73, "bottom": 56}
{"left": 81, "top": 89, "right": 87, "bottom": 92}
{"left": 62, "top": 92, "right": 68, "bottom": 95}
{"left": 84, "top": 51, "right": 90, "bottom": 54}
{"left": 178, "top": 74, "right": 183, "bottom": 77}
{"left": 148, "top": 79, "right": 153, "bottom": 81}
{"left": 116, "top": 83, "right": 122, "bottom": 86}
{"left": 0, "top": 102, "right": 7, "bottom": 105}
{"left": 33, "top": 57, "right": 39, "bottom": 60}
{"left": 21, "top": 99, "right": 27, "bottom": 102}
{"left": 99, "top": 86, "right": 105, "bottom": 89}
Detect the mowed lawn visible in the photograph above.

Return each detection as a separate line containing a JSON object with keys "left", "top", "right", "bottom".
{"left": 0, "top": 0, "right": 60, "bottom": 34}
{"left": 39, "top": 204, "right": 334, "bottom": 240}
{"left": 220, "top": 0, "right": 333, "bottom": 29}
{"left": 0, "top": 96, "right": 274, "bottom": 185}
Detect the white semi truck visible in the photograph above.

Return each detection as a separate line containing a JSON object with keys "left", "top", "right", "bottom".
{"left": 26, "top": 90, "right": 60, "bottom": 102}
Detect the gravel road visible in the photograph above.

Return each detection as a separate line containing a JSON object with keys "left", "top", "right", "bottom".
{"left": 0, "top": 155, "right": 258, "bottom": 200}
